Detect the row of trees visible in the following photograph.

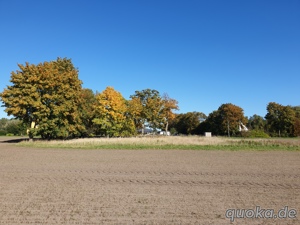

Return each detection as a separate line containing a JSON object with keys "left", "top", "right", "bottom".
{"left": 0, "top": 58, "right": 178, "bottom": 139}
{"left": 1, "top": 58, "right": 299, "bottom": 139}
{"left": 169, "top": 103, "right": 300, "bottom": 137}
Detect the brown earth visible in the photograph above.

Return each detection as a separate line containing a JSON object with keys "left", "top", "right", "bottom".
{"left": 0, "top": 137, "right": 299, "bottom": 225}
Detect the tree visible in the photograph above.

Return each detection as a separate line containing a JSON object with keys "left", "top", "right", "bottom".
{"left": 0, "top": 57, "right": 84, "bottom": 139}
{"left": 93, "top": 86, "right": 135, "bottom": 137}
{"left": 265, "top": 102, "right": 295, "bottom": 137}
{"left": 79, "top": 88, "right": 97, "bottom": 137}
{"left": 127, "top": 97, "right": 144, "bottom": 131}
{"left": 293, "top": 118, "right": 300, "bottom": 137}
{"left": 292, "top": 106, "right": 300, "bottom": 137}
{"left": 130, "top": 89, "right": 163, "bottom": 133}
{"left": 247, "top": 114, "right": 266, "bottom": 131}
{"left": 218, "top": 103, "right": 247, "bottom": 136}
{"left": 161, "top": 93, "right": 179, "bottom": 133}
{"left": 6, "top": 119, "right": 27, "bottom": 136}
{"left": 199, "top": 103, "right": 247, "bottom": 136}
{"left": 171, "top": 111, "right": 206, "bottom": 135}
{"left": 197, "top": 110, "right": 220, "bottom": 135}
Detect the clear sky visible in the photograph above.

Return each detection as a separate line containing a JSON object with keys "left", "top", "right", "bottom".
{"left": 0, "top": 0, "right": 299, "bottom": 119}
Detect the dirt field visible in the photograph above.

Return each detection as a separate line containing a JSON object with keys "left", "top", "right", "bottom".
{"left": 0, "top": 137, "right": 299, "bottom": 224}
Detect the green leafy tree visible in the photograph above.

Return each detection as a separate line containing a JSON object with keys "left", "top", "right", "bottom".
{"left": 171, "top": 111, "right": 206, "bottom": 135}
{"left": 199, "top": 103, "right": 247, "bottom": 136}
{"left": 197, "top": 110, "right": 220, "bottom": 135}
{"left": 130, "top": 89, "right": 164, "bottom": 133}
{"left": 0, "top": 57, "right": 84, "bottom": 139}
{"left": 79, "top": 88, "right": 97, "bottom": 137}
{"left": 6, "top": 119, "right": 27, "bottom": 136}
{"left": 265, "top": 102, "right": 295, "bottom": 137}
{"left": 0, "top": 118, "right": 9, "bottom": 135}
{"left": 247, "top": 114, "right": 266, "bottom": 131}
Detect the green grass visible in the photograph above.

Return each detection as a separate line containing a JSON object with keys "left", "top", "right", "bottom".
{"left": 16, "top": 136, "right": 300, "bottom": 151}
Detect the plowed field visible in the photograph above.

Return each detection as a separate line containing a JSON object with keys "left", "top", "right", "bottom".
{"left": 0, "top": 137, "right": 299, "bottom": 224}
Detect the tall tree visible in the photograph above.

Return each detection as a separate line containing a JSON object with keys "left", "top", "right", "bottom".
{"left": 265, "top": 102, "right": 295, "bottom": 137}
{"left": 197, "top": 110, "right": 220, "bottom": 135}
{"left": 199, "top": 103, "right": 247, "bottom": 136}
{"left": 0, "top": 57, "right": 84, "bottom": 139}
{"left": 79, "top": 88, "right": 97, "bottom": 137}
{"left": 127, "top": 97, "right": 144, "bottom": 131}
{"left": 218, "top": 103, "right": 247, "bottom": 136}
{"left": 130, "top": 89, "right": 163, "bottom": 132}
{"left": 161, "top": 93, "right": 179, "bottom": 133}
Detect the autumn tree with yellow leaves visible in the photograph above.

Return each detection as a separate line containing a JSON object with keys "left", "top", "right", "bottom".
{"left": 1, "top": 59, "right": 181, "bottom": 138}
{"left": 0, "top": 58, "right": 84, "bottom": 139}
{"left": 93, "top": 86, "right": 135, "bottom": 137}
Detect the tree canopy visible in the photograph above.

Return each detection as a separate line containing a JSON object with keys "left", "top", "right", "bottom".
{"left": 129, "top": 89, "right": 179, "bottom": 133}
{"left": 199, "top": 103, "right": 247, "bottom": 136}
{"left": 0, "top": 58, "right": 84, "bottom": 139}
{"left": 93, "top": 86, "right": 135, "bottom": 137}
{"left": 1, "top": 58, "right": 299, "bottom": 138}
{"left": 265, "top": 102, "right": 298, "bottom": 137}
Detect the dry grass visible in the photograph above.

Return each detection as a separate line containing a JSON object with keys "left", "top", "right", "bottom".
{"left": 16, "top": 136, "right": 300, "bottom": 151}
{"left": 61, "top": 136, "right": 232, "bottom": 146}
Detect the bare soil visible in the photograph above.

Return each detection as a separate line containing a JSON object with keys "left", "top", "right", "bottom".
{"left": 0, "top": 137, "right": 299, "bottom": 224}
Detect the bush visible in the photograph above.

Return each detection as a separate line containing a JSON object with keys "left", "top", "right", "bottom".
{"left": 6, "top": 133, "right": 14, "bottom": 136}
{"left": 0, "top": 130, "right": 6, "bottom": 136}
{"left": 249, "top": 130, "right": 270, "bottom": 138}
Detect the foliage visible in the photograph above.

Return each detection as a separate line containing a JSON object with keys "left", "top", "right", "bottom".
{"left": 6, "top": 119, "right": 27, "bottom": 136}
{"left": 247, "top": 114, "right": 266, "bottom": 131}
{"left": 0, "top": 58, "right": 84, "bottom": 139}
{"left": 79, "top": 88, "right": 97, "bottom": 137}
{"left": 93, "top": 86, "right": 135, "bottom": 137}
{"left": 128, "top": 91, "right": 179, "bottom": 133}
{"left": 171, "top": 111, "right": 206, "bottom": 135}
{"left": 199, "top": 103, "right": 247, "bottom": 136}
{"left": 127, "top": 97, "right": 144, "bottom": 131}
{"left": 130, "top": 89, "right": 164, "bottom": 132}
{"left": 265, "top": 102, "right": 296, "bottom": 137}
{"left": 0, "top": 118, "right": 27, "bottom": 136}
{"left": 160, "top": 93, "right": 179, "bottom": 132}
{"left": 241, "top": 129, "right": 270, "bottom": 138}
{"left": 294, "top": 118, "right": 300, "bottom": 137}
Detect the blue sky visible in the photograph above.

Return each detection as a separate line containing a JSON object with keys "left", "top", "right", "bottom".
{"left": 0, "top": 0, "right": 299, "bottom": 119}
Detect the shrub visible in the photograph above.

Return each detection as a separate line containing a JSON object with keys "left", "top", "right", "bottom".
{"left": 248, "top": 129, "right": 270, "bottom": 138}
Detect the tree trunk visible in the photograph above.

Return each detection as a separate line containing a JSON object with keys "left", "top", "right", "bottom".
{"left": 165, "top": 122, "right": 169, "bottom": 134}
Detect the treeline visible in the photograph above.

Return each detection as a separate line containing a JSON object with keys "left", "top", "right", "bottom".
{"left": 0, "top": 58, "right": 299, "bottom": 139}
{"left": 0, "top": 58, "right": 178, "bottom": 139}
{"left": 169, "top": 103, "right": 300, "bottom": 137}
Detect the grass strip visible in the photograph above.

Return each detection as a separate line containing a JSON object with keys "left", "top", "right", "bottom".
{"left": 17, "top": 141, "right": 300, "bottom": 151}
